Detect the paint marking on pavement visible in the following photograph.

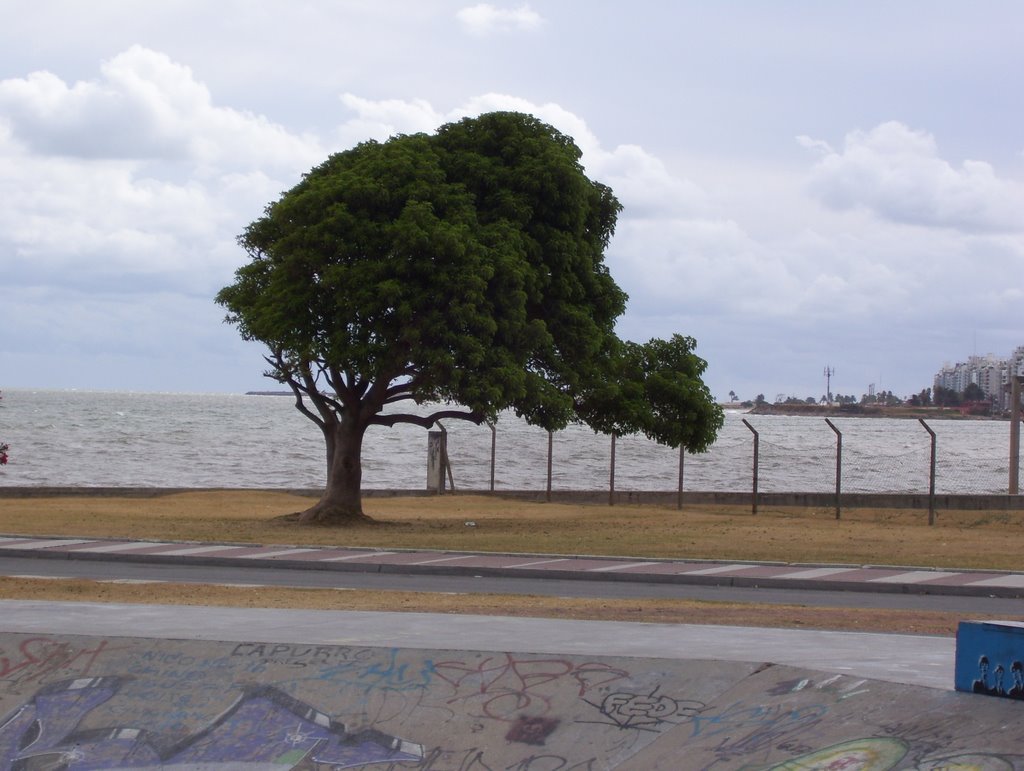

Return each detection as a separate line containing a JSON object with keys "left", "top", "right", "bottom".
{"left": 868, "top": 571, "right": 959, "bottom": 584}
{"left": 237, "top": 548, "right": 321, "bottom": 559}
{"left": 684, "top": 564, "right": 762, "bottom": 576}
{"left": 503, "top": 558, "right": 570, "bottom": 568}
{"left": 0, "top": 539, "right": 95, "bottom": 550}
{"left": 74, "top": 542, "right": 171, "bottom": 553}
{"left": 321, "top": 552, "right": 398, "bottom": 562}
{"left": 409, "top": 555, "right": 479, "bottom": 565}
{"left": 969, "top": 574, "right": 1024, "bottom": 588}
{"left": 152, "top": 545, "right": 244, "bottom": 557}
{"left": 775, "top": 567, "right": 858, "bottom": 580}
{"left": 98, "top": 579, "right": 167, "bottom": 585}
{"left": 588, "top": 562, "right": 660, "bottom": 573}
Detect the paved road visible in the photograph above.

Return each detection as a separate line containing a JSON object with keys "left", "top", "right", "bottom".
{"left": 4, "top": 533, "right": 1024, "bottom": 593}
{"left": 3, "top": 554, "right": 1023, "bottom": 616}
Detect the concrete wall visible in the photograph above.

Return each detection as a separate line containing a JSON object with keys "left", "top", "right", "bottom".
{"left": 2, "top": 486, "right": 1024, "bottom": 511}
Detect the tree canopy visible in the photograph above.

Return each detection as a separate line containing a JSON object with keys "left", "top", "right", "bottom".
{"left": 217, "top": 112, "right": 722, "bottom": 524}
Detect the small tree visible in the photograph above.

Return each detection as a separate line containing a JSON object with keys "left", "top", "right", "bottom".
{"left": 963, "top": 382, "right": 986, "bottom": 402}
{"left": 218, "top": 112, "right": 722, "bottom": 525}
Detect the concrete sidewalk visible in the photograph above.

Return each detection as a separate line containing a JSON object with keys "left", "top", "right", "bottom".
{"left": 3, "top": 533, "right": 1024, "bottom": 598}
{"left": 0, "top": 600, "right": 955, "bottom": 689}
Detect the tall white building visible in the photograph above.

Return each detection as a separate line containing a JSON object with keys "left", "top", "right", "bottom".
{"left": 934, "top": 348, "right": 1024, "bottom": 410}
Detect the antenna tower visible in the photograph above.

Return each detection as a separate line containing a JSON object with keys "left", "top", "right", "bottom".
{"left": 824, "top": 366, "right": 835, "bottom": 405}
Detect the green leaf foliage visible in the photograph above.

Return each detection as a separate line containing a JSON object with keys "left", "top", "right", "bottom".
{"left": 217, "top": 111, "right": 721, "bottom": 450}
{"left": 575, "top": 335, "right": 724, "bottom": 451}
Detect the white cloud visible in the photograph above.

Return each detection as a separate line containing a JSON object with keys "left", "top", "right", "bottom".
{"left": 801, "top": 121, "right": 1024, "bottom": 233}
{"left": 336, "top": 93, "right": 445, "bottom": 148}
{"left": 0, "top": 45, "right": 323, "bottom": 173}
{"left": 455, "top": 3, "right": 543, "bottom": 35}
{"left": 336, "top": 92, "right": 712, "bottom": 220}
{"left": 0, "top": 45, "right": 327, "bottom": 307}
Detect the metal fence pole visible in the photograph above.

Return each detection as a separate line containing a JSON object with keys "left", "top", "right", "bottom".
{"left": 609, "top": 432, "right": 617, "bottom": 506}
{"left": 677, "top": 445, "right": 685, "bottom": 510}
{"left": 546, "top": 430, "right": 553, "bottom": 502}
{"left": 919, "top": 418, "right": 937, "bottom": 526}
{"left": 825, "top": 418, "right": 842, "bottom": 520}
{"left": 742, "top": 419, "right": 759, "bottom": 515}
{"left": 1010, "top": 376, "right": 1022, "bottom": 494}
{"left": 489, "top": 422, "right": 496, "bottom": 492}
{"left": 436, "top": 420, "right": 454, "bottom": 492}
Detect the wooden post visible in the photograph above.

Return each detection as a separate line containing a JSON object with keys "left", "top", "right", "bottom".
{"left": 427, "top": 430, "right": 445, "bottom": 493}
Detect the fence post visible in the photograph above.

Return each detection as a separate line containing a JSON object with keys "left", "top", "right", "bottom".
{"left": 609, "top": 432, "right": 617, "bottom": 506}
{"left": 677, "top": 445, "right": 685, "bottom": 510}
{"left": 919, "top": 418, "right": 936, "bottom": 526}
{"left": 825, "top": 418, "right": 842, "bottom": 520}
{"left": 1010, "top": 376, "right": 1022, "bottom": 494}
{"left": 489, "top": 422, "right": 496, "bottom": 492}
{"left": 742, "top": 419, "right": 759, "bottom": 515}
{"left": 546, "top": 430, "right": 553, "bottom": 502}
{"left": 427, "top": 430, "right": 445, "bottom": 493}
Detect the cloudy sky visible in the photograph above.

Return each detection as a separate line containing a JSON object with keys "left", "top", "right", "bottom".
{"left": 2, "top": 1, "right": 1022, "bottom": 402}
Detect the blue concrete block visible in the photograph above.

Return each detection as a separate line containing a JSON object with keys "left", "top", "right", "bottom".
{"left": 955, "top": 620, "right": 1024, "bottom": 698}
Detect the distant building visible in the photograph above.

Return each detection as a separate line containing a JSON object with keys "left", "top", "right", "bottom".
{"left": 934, "top": 346, "right": 1024, "bottom": 410}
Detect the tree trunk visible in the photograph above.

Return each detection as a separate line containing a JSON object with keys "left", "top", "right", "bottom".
{"left": 297, "top": 419, "right": 374, "bottom": 525}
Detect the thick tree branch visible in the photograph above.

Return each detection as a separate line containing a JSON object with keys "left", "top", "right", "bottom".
{"left": 298, "top": 360, "right": 344, "bottom": 424}
{"left": 263, "top": 352, "right": 326, "bottom": 429}
{"left": 369, "top": 408, "right": 485, "bottom": 429}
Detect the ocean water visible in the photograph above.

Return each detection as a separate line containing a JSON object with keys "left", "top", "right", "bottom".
{"left": 0, "top": 389, "right": 1017, "bottom": 494}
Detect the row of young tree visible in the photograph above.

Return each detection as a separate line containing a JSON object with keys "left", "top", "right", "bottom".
{"left": 908, "top": 384, "right": 988, "bottom": 407}
{"left": 731, "top": 393, "right": 882, "bottom": 407}
{"left": 727, "top": 385, "right": 991, "bottom": 409}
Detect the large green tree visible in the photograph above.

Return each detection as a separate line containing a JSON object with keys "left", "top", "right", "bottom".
{"left": 217, "top": 112, "right": 722, "bottom": 524}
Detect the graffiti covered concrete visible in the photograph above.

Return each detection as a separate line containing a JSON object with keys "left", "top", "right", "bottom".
{"left": 0, "top": 633, "right": 754, "bottom": 769}
{"left": 1, "top": 633, "right": 1023, "bottom": 769}
{"left": 629, "top": 664, "right": 1024, "bottom": 769}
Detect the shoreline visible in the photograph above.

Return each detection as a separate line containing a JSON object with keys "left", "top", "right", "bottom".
{"left": 733, "top": 403, "right": 1002, "bottom": 420}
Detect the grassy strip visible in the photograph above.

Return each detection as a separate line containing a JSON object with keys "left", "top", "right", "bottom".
{"left": 1, "top": 491, "right": 1022, "bottom": 569}
{"left": 0, "top": 576, "right": 982, "bottom": 636}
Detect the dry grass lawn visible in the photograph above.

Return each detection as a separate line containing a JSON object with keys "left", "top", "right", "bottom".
{"left": 1, "top": 490, "right": 1022, "bottom": 636}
